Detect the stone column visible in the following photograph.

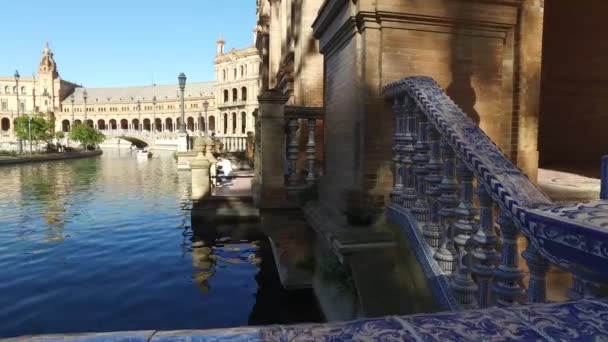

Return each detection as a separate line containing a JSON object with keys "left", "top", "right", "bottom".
{"left": 253, "top": 90, "right": 290, "bottom": 208}
{"left": 191, "top": 153, "right": 211, "bottom": 201}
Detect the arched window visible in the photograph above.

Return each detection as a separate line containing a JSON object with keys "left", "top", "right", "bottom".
{"left": 13, "top": 86, "right": 17, "bottom": 94}
{"left": 241, "top": 87, "right": 247, "bottom": 102}
{"left": 223, "top": 89, "right": 229, "bottom": 103}
{"left": 240, "top": 65, "right": 244, "bottom": 77}
{"left": 20, "top": 86, "right": 26, "bottom": 95}
{"left": 61, "top": 120, "right": 70, "bottom": 132}
{"left": 209, "top": 115, "right": 216, "bottom": 131}
{"left": 233, "top": 68, "right": 237, "bottom": 80}
{"left": 4, "top": 86, "right": 8, "bottom": 94}
{"left": 232, "top": 112, "right": 237, "bottom": 134}
{"left": 1, "top": 118, "right": 10, "bottom": 131}
{"left": 232, "top": 88, "right": 238, "bottom": 102}
{"left": 241, "top": 112, "right": 246, "bottom": 134}
{"left": 222, "top": 69, "right": 226, "bottom": 81}
{"left": 223, "top": 113, "right": 228, "bottom": 134}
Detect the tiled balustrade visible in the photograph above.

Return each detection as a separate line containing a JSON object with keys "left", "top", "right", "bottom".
{"left": 384, "top": 76, "right": 608, "bottom": 309}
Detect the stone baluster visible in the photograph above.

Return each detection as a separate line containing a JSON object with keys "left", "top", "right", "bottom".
{"left": 434, "top": 139, "right": 458, "bottom": 274}
{"left": 391, "top": 97, "right": 405, "bottom": 203}
{"left": 493, "top": 209, "right": 524, "bottom": 306}
{"left": 412, "top": 108, "right": 430, "bottom": 223}
{"left": 451, "top": 158, "right": 478, "bottom": 308}
{"left": 401, "top": 96, "right": 418, "bottom": 208}
{"left": 306, "top": 118, "right": 317, "bottom": 185}
{"left": 522, "top": 242, "right": 550, "bottom": 303}
{"left": 471, "top": 184, "right": 499, "bottom": 308}
{"left": 287, "top": 118, "right": 299, "bottom": 186}
{"left": 423, "top": 124, "right": 442, "bottom": 248}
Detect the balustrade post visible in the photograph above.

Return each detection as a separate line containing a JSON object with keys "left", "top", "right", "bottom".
{"left": 522, "top": 242, "right": 549, "bottom": 303}
{"left": 401, "top": 97, "right": 417, "bottom": 208}
{"left": 306, "top": 118, "right": 317, "bottom": 185}
{"left": 391, "top": 97, "right": 405, "bottom": 203}
{"left": 287, "top": 118, "right": 299, "bottom": 186}
{"left": 434, "top": 139, "right": 458, "bottom": 274}
{"left": 452, "top": 158, "right": 478, "bottom": 308}
{"left": 493, "top": 209, "right": 524, "bottom": 306}
{"left": 423, "top": 125, "right": 442, "bottom": 248}
{"left": 471, "top": 184, "right": 499, "bottom": 308}
{"left": 412, "top": 108, "right": 430, "bottom": 222}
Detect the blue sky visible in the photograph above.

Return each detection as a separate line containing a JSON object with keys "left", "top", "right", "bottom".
{"left": 0, "top": 0, "right": 256, "bottom": 87}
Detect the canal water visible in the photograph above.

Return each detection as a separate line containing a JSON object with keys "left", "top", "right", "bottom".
{"left": 0, "top": 150, "right": 321, "bottom": 338}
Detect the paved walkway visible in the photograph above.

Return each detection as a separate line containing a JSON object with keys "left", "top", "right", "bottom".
{"left": 211, "top": 171, "right": 253, "bottom": 197}
{"left": 7, "top": 298, "right": 608, "bottom": 341}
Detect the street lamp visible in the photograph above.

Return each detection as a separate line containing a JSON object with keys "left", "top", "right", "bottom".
{"left": 83, "top": 89, "right": 88, "bottom": 125}
{"left": 137, "top": 99, "right": 141, "bottom": 131}
{"left": 178, "top": 73, "right": 187, "bottom": 134}
{"left": 15, "top": 70, "right": 22, "bottom": 154}
{"left": 203, "top": 100, "right": 209, "bottom": 134}
{"left": 70, "top": 94, "right": 75, "bottom": 127}
{"left": 152, "top": 96, "right": 157, "bottom": 133}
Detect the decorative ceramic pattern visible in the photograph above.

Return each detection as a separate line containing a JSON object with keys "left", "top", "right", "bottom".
{"left": 384, "top": 76, "right": 608, "bottom": 292}
{"left": 15, "top": 300, "right": 608, "bottom": 341}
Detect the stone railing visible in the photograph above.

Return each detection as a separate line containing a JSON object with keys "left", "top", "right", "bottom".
{"left": 284, "top": 106, "right": 324, "bottom": 191}
{"left": 217, "top": 134, "right": 248, "bottom": 152}
{"left": 384, "top": 76, "right": 608, "bottom": 310}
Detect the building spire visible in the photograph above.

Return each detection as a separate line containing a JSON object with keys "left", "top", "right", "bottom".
{"left": 217, "top": 34, "right": 225, "bottom": 55}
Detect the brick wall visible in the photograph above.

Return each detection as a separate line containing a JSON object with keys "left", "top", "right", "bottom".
{"left": 319, "top": 38, "right": 359, "bottom": 210}
{"left": 539, "top": 0, "right": 608, "bottom": 165}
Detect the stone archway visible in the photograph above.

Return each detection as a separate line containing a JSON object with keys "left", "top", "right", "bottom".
{"left": 187, "top": 116, "right": 194, "bottom": 131}
{"left": 209, "top": 116, "right": 216, "bottom": 132}
{"left": 86, "top": 119, "right": 94, "bottom": 128}
{"left": 109, "top": 119, "right": 117, "bottom": 130}
{"left": 165, "top": 117, "right": 173, "bottom": 132}
{"left": 120, "top": 119, "right": 128, "bottom": 130}
{"left": 61, "top": 119, "right": 70, "bottom": 132}
{"left": 155, "top": 118, "right": 162, "bottom": 132}
{"left": 74, "top": 119, "right": 82, "bottom": 126}
{"left": 97, "top": 119, "right": 106, "bottom": 130}
{"left": 143, "top": 118, "right": 151, "bottom": 131}
{"left": 132, "top": 118, "right": 140, "bottom": 131}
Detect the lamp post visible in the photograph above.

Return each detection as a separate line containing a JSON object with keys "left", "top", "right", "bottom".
{"left": 152, "top": 96, "right": 157, "bottom": 134}
{"left": 137, "top": 100, "right": 141, "bottom": 131}
{"left": 83, "top": 89, "right": 88, "bottom": 126}
{"left": 203, "top": 100, "right": 209, "bottom": 134}
{"left": 15, "top": 70, "right": 22, "bottom": 154}
{"left": 178, "top": 73, "right": 187, "bottom": 134}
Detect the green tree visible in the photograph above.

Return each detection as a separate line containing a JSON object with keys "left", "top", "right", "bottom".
{"left": 55, "top": 131, "right": 65, "bottom": 140}
{"left": 14, "top": 115, "right": 52, "bottom": 147}
{"left": 69, "top": 124, "right": 105, "bottom": 150}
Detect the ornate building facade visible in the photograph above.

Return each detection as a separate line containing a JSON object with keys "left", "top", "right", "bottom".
{"left": 0, "top": 40, "right": 260, "bottom": 143}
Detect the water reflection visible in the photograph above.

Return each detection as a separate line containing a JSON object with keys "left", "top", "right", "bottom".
{"left": 0, "top": 150, "right": 319, "bottom": 338}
